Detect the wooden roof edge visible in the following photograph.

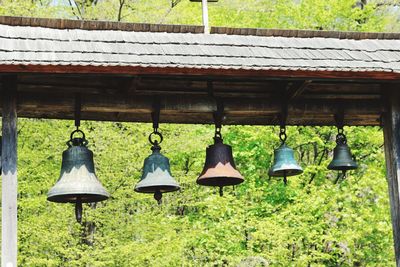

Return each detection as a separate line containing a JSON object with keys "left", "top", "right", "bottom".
{"left": 1, "top": 64, "right": 400, "bottom": 81}
{"left": 0, "top": 16, "right": 205, "bottom": 34}
{"left": 0, "top": 16, "right": 399, "bottom": 40}
{"left": 210, "top": 26, "right": 400, "bottom": 40}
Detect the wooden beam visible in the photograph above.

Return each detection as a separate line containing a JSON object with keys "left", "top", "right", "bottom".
{"left": 383, "top": 87, "right": 400, "bottom": 266}
{"left": 9, "top": 93, "right": 383, "bottom": 125}
{"left": 1, "top": 75, "right": 18, "bottom": 267}
{"left": 286, "top": 80, "right": 312, "bottom": 100}
{"left": 1, "top": 64, "right": 400, "bottom": 80}
{"left": 15, "top": 93, "right": 383, "bottom": 114}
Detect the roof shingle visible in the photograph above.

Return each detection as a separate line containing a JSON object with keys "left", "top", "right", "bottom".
{"left": 0, "top": 19, "right": 400, "bottom": 74}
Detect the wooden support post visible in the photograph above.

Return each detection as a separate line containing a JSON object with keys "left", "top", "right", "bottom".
{"left": 383, "top": 89, "right": 400, "bottom": 266}
{"left": 1, "top": 75, "right": 18, "bottom": 267}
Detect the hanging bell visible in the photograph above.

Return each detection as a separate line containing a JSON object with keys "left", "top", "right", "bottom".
{"left": 135, "top": 132, "right": 180, "bottom": 204}
{"left": 269, "top": 143, "right": 303, "bottom": 178}
{"left": 47, "top": 130, "right": 109, "bottom": 223}
{"left": 328, "top": 133, "right": 357, "bottom": 172}
{"left": 197, "top": 135, "right": 244, "bottom": 192}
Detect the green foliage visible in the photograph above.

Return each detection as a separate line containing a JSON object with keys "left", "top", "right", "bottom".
{"left": 0, "top": 0, "right": 398, "bottom": 265}
{"left": 14, "top": 120, "right": 393, "bottom": 266}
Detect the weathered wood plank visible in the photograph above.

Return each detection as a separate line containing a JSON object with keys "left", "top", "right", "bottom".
{"left": 17, "top": 110, "right": 380, "bottom": 126}
{"left": 14, "top": 93, "right": 383, "bottom": 115}
{"left": 286, "top": 80, "right": 312, "bottom": 100}
{"left": 10, "top": 92, "right": 383, "bottom": 125}
{"left": 0, "top": 15, "right": 204, "bottom": 33}
{"left": 1, "top": 75, "right": 18, "bottom": 267}
{"left": 383, "top": 88, "right": 400, "bottom": 267}
{"left": 1, "top": 64, "right": 400, "bottom": 80}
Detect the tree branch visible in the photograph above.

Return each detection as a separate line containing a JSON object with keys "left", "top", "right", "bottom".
{"left": 68, "top": 0, "right": 83, "bottom": 19}
{"left": 117, "top": 0, "right": 126, "bottom": 22}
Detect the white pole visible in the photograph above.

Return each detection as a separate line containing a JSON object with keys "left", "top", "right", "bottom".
{"left": 2, "top": 76, "right": 18, "bottom": 267}
{"left": 201, "top": 0, "right": 209, "bottom": 34}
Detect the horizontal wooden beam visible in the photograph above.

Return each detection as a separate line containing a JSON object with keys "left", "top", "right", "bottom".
{"left": 1, "top": 64, "right": 400, "bottom": 80}
{"left": 4, "top": 93, "right": 383, "bottom": 126}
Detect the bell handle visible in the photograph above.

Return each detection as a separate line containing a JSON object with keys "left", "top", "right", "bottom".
{"left": 336, "top": 132, "right": 347, "bottom": 145}
{"left": 149, "top": 131, "right": 163, "bottom": 146}
{"left": 67, "top": 129, "right": 88, "bottom": 147}
{"left": 70, "top": 129, "right": 86, "bottom": 140}
{"left": 214, "top": 131, "right": 223, "bottom": 143}
{"left": 279, "top": 127, "right": 287, "bottom": 144}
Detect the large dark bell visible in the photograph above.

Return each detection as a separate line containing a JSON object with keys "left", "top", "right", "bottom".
{"left": 328, "top": 143, "right": 358, "bottom": 171}
{"left": 269, "top": 144, "right": 303, "bottom": 177}
{"left": 197, "top": 138, "right": 244, "bottom": 187}
{"left": 47, "top": 138, "right": 109, "bottom": 204}
{"left": 135, "top": 146, "right": 180, "bottom": 201}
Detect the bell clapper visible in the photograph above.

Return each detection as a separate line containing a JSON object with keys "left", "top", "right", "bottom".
{"left": 219, "top": 186, "right": 223, "bottom": 197}
{"left": 283, "top": 173, "right": 287, "bottom": 186}
{"left": 75, "top": 198, "right": 83, "bottom": 224}
{"left": 154, "top": 190, "right": 162, "bottom": 205}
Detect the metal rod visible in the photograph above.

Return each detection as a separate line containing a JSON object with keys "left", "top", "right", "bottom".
{"left": 151, "top": 97, "right": 161, "bottom": 131}
{"left": 75, "top": 93, "right": 81, "bottom": 129}
{"left": 334, "top": 112, "right": 345, "bottom": 129}
{"left": 201, "top": 0, "right": 209, "bottom": 34}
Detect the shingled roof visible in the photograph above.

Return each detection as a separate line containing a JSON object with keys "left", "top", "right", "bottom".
{"left": 1, "top": 16, "right": 400, "bottom": 78}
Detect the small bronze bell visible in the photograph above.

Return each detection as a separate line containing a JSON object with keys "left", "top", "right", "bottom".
{"left": 328, "top": 132, "right": 357, "bottom": 173}
{"left": 135, "top": 132, "right": 180, "bottom": 204}
{"left": 197, "top": 135, "right": 244, "bottom": 194}
{"left": 47, "top": 130, "right": 109, "bottom": 223}
{"left": 269, "top": 127, "right": 302, "bottom": 184}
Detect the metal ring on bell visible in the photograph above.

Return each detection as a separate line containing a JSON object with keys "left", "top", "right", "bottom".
{"left": 149, "top": 131, "right": 163, "bottom": 146}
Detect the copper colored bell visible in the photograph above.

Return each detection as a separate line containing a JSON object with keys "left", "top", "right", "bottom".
{"left": 197, "top": 136, "right": 244, "bottom": 190}
{"left": 47, "top": 131, "right": 109, "bottom": 223}
{"left": 135, "top": 143, "right": 180, "bottom": 203}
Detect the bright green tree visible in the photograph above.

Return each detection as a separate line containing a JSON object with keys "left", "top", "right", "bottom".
{"left": 0, "top": 0, "right": 397, "bottom": 266}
